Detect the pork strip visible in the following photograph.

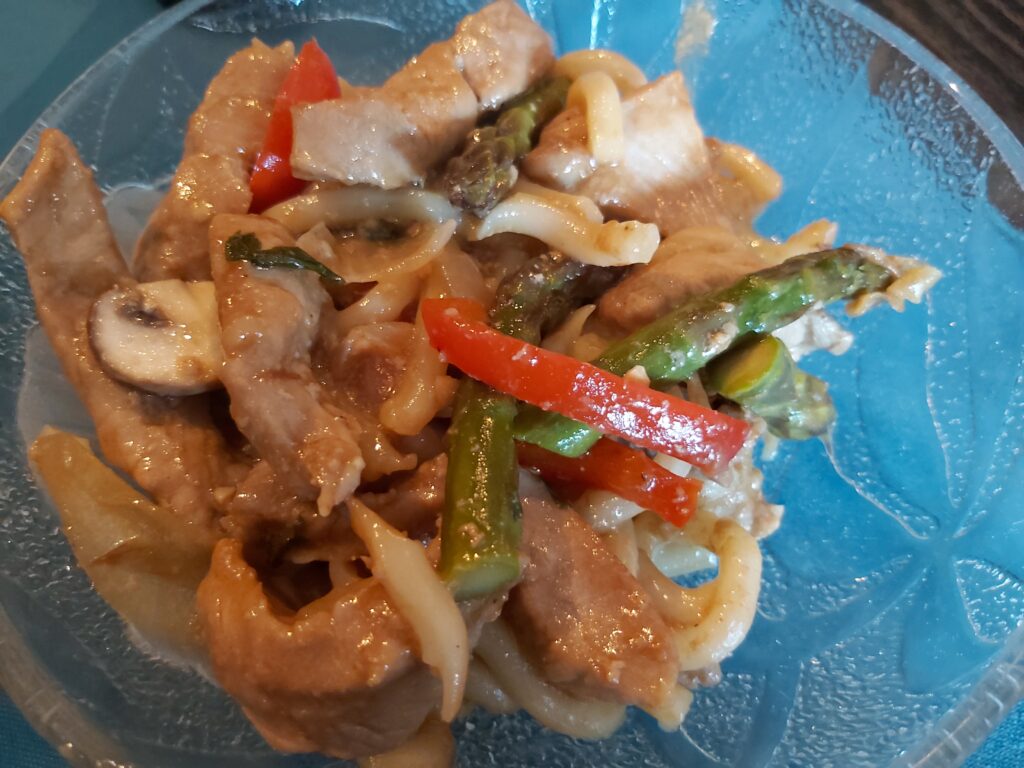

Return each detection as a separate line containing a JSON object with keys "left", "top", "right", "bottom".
{"left": 198, "top": 538, "right": 439, "bottom": 759}
{"left": 210, "top": 214, "right": 364, "bottom": 515}
{"left": 505, "top": 497, "right": 679, "bottom": 710}
{"left": 134, "top": 39, "right": 294, "bottom": 281}
{"left": 597, "top": 227, "right": 772, "bottom": 330}
{"left": 0, "top": 129, "right": 241, "bottom": 524}
{"left": 525, "top": 72, "right": 733, "bottom": 235}
{"left": 291, "top": 0, "right": 553, "bottom": 188}
{"left": 452, "top": 0, "right": 556, "bottom": 109}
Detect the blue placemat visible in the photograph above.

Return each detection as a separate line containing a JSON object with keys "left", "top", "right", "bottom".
{"left": 0, "top": 1, "right": 1021, "bottom": 766}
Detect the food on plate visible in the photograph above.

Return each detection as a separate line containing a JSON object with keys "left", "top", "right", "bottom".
{"left": 0, "top": 0, "right": 941, "bottom": 762}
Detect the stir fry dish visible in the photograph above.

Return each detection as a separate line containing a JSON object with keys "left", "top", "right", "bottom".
{"left": 0, "top": 2, "right": 941, "bottom": 764}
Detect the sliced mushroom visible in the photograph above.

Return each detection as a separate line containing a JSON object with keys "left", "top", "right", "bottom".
{"left": 89, "top": 280, "right": 223, "bottom": 396}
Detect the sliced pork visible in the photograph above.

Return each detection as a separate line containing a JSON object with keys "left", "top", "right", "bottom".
{"left": 360, "top": 454, "right": 447, "bottom": 541}
{"left": 134, "top": 39, "right": 294, "bottom": 281}
{"left": 505, "top": 498, "right": 680, "bottom": 710}
{"left": 0, "top": 129, "right": 241, "bottom": 525}
{"left": 452, "top": 0, "right": 556, "bottom": 109}
{"left": 198, "top": 538, "right": 439, "bottom": 759}
{"left": 598, "top": 227, "right": 772, "bottom": 330}
{"left": 291, "top": 0, "right": 553, "bottom": 188}
{"left": 321, "top": 320, "right": 417, "bottom": 414}
{"left": 525, "top": 72, "right": 739, "bottom": 235}
{"left": 209, "top": 214, "right": 364, "bottom": 516}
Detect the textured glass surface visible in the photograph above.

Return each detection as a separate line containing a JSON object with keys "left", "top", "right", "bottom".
{"left": 0, "top": 0, "right": 1022, "bottom": 766}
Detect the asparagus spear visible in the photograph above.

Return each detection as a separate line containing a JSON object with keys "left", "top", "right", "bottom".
{"left": 706, "top": 334, "right": 836, "bottom": 439}
{"left": 514, "top": 247, "right": 893, "bottom": 456}
{"left": 443, "top": 77, "right": 570, "bottom": 215}
{"left": 442, "top": 379, "right": 522, "bottom": 599}
{"left": 440, "top": 255, "right": 618, "bottom": 599}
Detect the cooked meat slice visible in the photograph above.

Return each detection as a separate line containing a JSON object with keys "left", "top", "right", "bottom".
{"left": 210, "top": 214, "right": 364, "bottom": 515}
{"left": 360, "top": 454, "right": 447, "bottom": 541}
{"left": 452, "top": 0, "right": 555, "bottom": 109}
{"left": 315, "top": 315, "right": 419, "bottom": 481}
{"left": 219, "top": 460, "right": 313, "bottom": 552}
{"left": 134, "top": 39, "right": 294, "bottom": 282}
{"left": 183, "top": 37, "right": 295, "bottom": 160}
{"left": 132, "top": 154, "right": 251, "bottom": 283}
{"left": 293, "top": 454, "right": 448, "bottom": 575}
{"left": 292, "top": 43, "right": 477, "bottom": 189}
{"left": 598, "top": 227, "right": 772, "bottom": 330}
{"left": 525, "top": 72, "right": 733, "bottom": 235}
{"left": 322, "top": 320, "right": 416, "bottom": 414}
{"left": 505, "top": 498, "right": 679, "bottom": 710}
{"left": 291, "top": 1, "right": 553, "bottom": 188}
{"left": 197, "top": 538, "right": 439, "bottom": 759}
{"left": 0, "top": 130, "right": 242, "bottom": 525}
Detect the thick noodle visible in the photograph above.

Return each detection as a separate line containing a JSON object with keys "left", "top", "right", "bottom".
{"left": 474, "top": 185, "right": 659, "bottom": 267}
{"left": 329, "top": 220, "right": 456, "bottom": 284}
{"left": 265, "top": 185, "right": 458, "bottom": 234}
{"left": 475, "top": 620, "right": 627, "bottom": 740}
{"left": 464, "top": 658, "right": 518, "bottom": 715}
{"left": 638, "top": 550, "right": 716, "bottom": 627}
{"left": 712, "top": 140, "right": 782, "bottom": 205}
{"left": 349, "top": 499, "right": 468, "bottom": 721}
{"left": 575, "top": 488, "right": 645, "bottom": 531}
{"left": 335, "top": 271, "right": 424, "bottom": 336}
{"left": 553, "top": 49, "right": 648, "bottom": 94}
{"left": 566, "top": 71, "right": 625, "bottom": 164}
{"left": 599, "top": 518, "right": 640, "bottom": 576}
{"left": 378, "top": 247, "right": 485, "bottom": 435}
{"left": 659, "top": 519, "right": 763, "bottom": 672}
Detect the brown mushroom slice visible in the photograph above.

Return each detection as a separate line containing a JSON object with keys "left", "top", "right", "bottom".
{"left": 89, "top": 280, "right": 222, "bottom": 396}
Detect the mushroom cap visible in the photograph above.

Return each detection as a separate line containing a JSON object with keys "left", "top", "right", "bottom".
{"left": 89, "top": 280, "right": 223, "bottom": 396}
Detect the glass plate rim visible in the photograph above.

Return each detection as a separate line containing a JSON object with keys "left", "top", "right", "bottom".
{"left": 0, "top": 1, "right": 1020, "bottom": 766}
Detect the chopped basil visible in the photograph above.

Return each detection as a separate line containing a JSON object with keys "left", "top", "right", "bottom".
{"left": 225, "top": 232, "right": 343, "bottom": 283}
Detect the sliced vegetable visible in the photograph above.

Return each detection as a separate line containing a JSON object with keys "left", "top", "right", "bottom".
{"left": 489, "top": 252, "right": 621, "bottom": 341}
{"left": 421, "top": 298, "right": 748, "bottom": 474}
{"left": 349, "top": 499, "right": 468, "bottom": 723}
{"left": 250, "top": 39, "right": 341, "bottom": 212}
{"left": 441, "top": 254, "right": 619, "bottom": 599}
{"left": 441, "top": 378, "right": 522, "bottom": 599}
{"left": 706, "top": 335, "right": 836, "bottom": 439}
{"left": 515, "top": 247, "right": 893, "bottom": 456}
{"left": 517, "top": 439, "right": 701, "bottom": 527}
{"left": 226, "top": 231, "right": 343, "bottom": 283}
{"left": 89, "top": 279, "right": 222, "bottom": 396}
{"left": 29, "top": 429, "right": 214, "bottom": 661}
{"left": 443, "top": 77, "right": 570, "bottom": 215}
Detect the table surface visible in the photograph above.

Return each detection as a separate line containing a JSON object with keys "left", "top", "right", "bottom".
{"left": 1, "top": 1, "right": 1022, "bottom": 766}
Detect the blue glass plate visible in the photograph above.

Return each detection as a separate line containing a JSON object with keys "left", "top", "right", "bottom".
{"left": 0, "top": 1, "right": 1021, "bottom": 766}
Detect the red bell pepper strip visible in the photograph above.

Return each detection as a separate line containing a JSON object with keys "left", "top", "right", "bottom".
{"left": 421, "top": 298, "right": 749, "bottom": 474}
{"left": 518, "top": 439, "right": 701, "bottom": 527}
{"left": 249, "top": 39, "right": 340, "bottom": 213}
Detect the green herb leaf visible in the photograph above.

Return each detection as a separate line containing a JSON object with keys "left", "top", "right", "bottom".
{"left": 225, "top": 232, "right": 344, "bottom": 283}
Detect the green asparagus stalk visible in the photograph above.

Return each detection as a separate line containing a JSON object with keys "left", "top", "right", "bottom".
{"left": 441, "top": 379, "right": 522, "bottom": 599}
{"left": 514, "top": 247, "right": 893, "bottom": 456}
{"left": 705, "top": 335, "right": 836, "bottom": 439}
{"left": 440, "top": 255, "right": 618, "bottom": 599}
{"left": 489, "top": 253, "right": 622, "bottom": 342}
{"left": 443, "top": 77, "right": 570, "bottom": 215}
